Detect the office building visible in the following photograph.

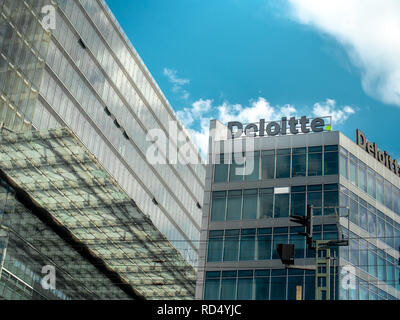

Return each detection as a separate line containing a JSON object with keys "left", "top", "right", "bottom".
{"left": 196, "top": 118, "right": 400, "bottom": 300}
{"left": 0, "top": 0, "right": 205, "bottom": 268}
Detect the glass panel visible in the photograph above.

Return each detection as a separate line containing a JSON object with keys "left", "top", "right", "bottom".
{"left": 237, "top": 277, "right": 253, "bottom": 300}
{"left": 214, "top": 154, "right": 229, "bottom": 183}
{"left": 229, "top": 154, "right": 244, "bottom": 182}
{"left": 358, "top": 161, "right": 367, "bottom": 193}
{"left": 239, "top": 229, "right": 256, "bottom": 261}
{"left": 276, "top": 149, "right": 291, "bottom": 178}
{"left": 257, "top": 231, "right": 272, "bottom": 260}
{"left": 359, "top": 205, "right": 368, "bottom": 231}
{"left": 324, "top": 150, "right": 338, "bottom": 175}
{"left": 223, "top": 229, "right": 239, "bottom": 261}
{"left": 255, "top": 276, "right": 269, "bottom": 300}
{"left": 260, "top": 189, "right": 273, "bottom": 218}
{"left": 291, "top": 192, "right": 305, "bottom": 216}
{"left": 270, "top": 276, "right": 286, "bottom": 300}
{"left": 292, "top": 151, "right": 306, "bottom": 177}
{"left": 211, "top": 191, "right": 226, "bottom": 221}
{"left": 227, "top": 190, "right": 242, "bottom": 221}
{"left": 204, "top": 279, "right": 220, "bottom": 299}
{"left": 384, "top": 180, "right": 392, "bottom": 211}
{"left": 349, "top": 155, "right": 357, "bottom": 186}
{"left": 307, "top": 188, "right": 322, "bottom": 216}
{"left": 308, "top": 150, "right": 322, "bottom": 176}
{"left": 242, "top": 189, "right": 258, "bottom": 220}
{"left": 220, "top": 278, "right": 237, "bottom": 300}
{"left": 287, "top": 276, "right": 303, "bottom": 300}
{"left": 324, "top": 189, "right": 338, "bottom": 216}
{"left": 376, "top": 175, "right": 384, "bottom": 204}
{"left": 244, "top": 152, "right": 259, "bottom": 181}
{"left": 339, "top": 148, "right": 348, "bottom": 179}
{"left": 274, "top": 193, "right": 289, "bottom": 218}
{"left": 367, "top": 168, "right": 376, "bottom": 198}
{"left": 261, "top": 150, "right": 275, "bottom": 180}
{"left": 207, "top": 230, "right": 223, "bottom": 262}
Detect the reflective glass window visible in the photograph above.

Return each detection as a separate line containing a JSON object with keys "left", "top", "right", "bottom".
{"left": 274, "top": 193, "right": 289, "bottom": 218}
{"left": 223, "top": 229, "right": 239, "bottom": 261}
{"left": 261, "top": 150, "right": 275, "bottom": 180}
{"left": 211, "top": 191, "right": 226, "bottom": 221}
{"left": 292, "top": 148, "right": 306, "bottom": 177}
{"left": 242, "top": 189, "right": 258, "bottom": 220}
{"left": 227, "top": 190, "right": 242, "bottom": 220}
{"left": 308, "top": 146, "right": 322, "bottom": 176}
{"left": 276, "top": 149, "right": 291, "bottom": 178}
{"left": 260, "top": 188, "right": 273, "bottom": 218}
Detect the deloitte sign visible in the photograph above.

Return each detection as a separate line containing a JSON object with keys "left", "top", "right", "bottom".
{"left": 227, "top": 116, "right": 331, "bottom": 139}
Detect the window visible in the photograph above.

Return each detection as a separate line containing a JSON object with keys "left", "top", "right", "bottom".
{"left": 255, "top": 270, "right": 269, "bottom": 300}
{"left": 276, "top": 149, "right": 291, "bottom": 178}
{"left": 244, "top": 151, "right": 259, "bottom": 181}
{"left": 270, "top": 275, "right": 286, "bottom": 300}
{"left": 339, "top": 148, "right": 348, "bottom": 179}
{"left": 237, "top": 271, "right": 253, "bottom": 300}
{"left": 260, "top": 188, "right": 274, "bottom": 218}
{"left": 207, "top": 230, "right": 223, "bottom": 262}
{"left": 261, "top": 150, "right": 275, "bottom": 180}
{"left": 324, "top": 145, "right": 338, "bottom": 175}
{"left": 384, "top": 180, "right": 392, "bottom": 210}
{"left": 239, "top": 229, "right": 256, "bottom": 261}
{"left": 229, "top": 153, "right": 244, "bottom": 182}
{"left": 214, "top": 154, "right": 229, "bottom": 183}
{"left": 308, "top": 146, "right": 322, "bottom": 176}
{"left": 368, "top": 208, "right": 376, "bottom": 236}
{"left": 211, "top": 191, "right": 226, "bottom": 221}
{"left": 292, "top": 147, "right": 306, "bottom": 177}
{"left": 376, "top": 174, "right": 384, "bottom": 204}
{"left": 256, "top": 228, "right": 272, "bottom": 260}
{"left": 227, "top": 190, "right": 242, "bottom": 220}
{"left": 223, "top": 229, "right": 239, "bottom": 261}
{"left": 307, "top": 185, "right": 322, "bottom": 216}
{"left": 367, "top": 168, "right": 376, "bottom": 198}
{"left": 291, "top": 186, "right": 306, "bottom": 216}
{"left": 359, "top": 205, "right": 368, "bottom": 231}
{"left": 274, "top": 193, "right": 289, "bottom": 218}
{"left": 358, "top": 161, "right": 367, "bottom": 193}
{"left": 349, "top": 154, "right": 358, "bottom": 186}
{"left": 220, "top": 271, "right": 237, "bottom": 300}
{"left": 323, "top": 184, "right": 338, "bottom": 216}
{"left": 242, "top": 189, "right": 258, "bottom": 220}
{"left": 204, "top": 272, "right": 220, "bottom": 299}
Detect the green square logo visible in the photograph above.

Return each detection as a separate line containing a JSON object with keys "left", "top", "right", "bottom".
{"left": 325, "top": 125, "right": 332, "bottom": 131}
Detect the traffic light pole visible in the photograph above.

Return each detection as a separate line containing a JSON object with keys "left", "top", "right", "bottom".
{"left": 286, "top": 205, "right": 349, "bottom": 300}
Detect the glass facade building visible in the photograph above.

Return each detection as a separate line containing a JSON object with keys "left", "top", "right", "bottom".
{"left": 196, "top": 120, "right": 400, "bottom": 300}
{"left": 0, "top": 0, "right": 205, "bottom": 268}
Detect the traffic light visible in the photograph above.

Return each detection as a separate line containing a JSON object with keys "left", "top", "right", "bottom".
{"left": 276, "top": 244, "right": 295, "bottom": 265}
{"left": 290, "top": 204, "right": 314, "bottom": 249}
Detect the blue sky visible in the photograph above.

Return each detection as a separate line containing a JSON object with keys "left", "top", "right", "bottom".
{"left": 106, "top": 0, "right": 400, "bottom": 159}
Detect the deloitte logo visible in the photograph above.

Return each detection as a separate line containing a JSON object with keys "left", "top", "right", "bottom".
{"left": 227, "top": 116, "right": 331, "bottom": 139}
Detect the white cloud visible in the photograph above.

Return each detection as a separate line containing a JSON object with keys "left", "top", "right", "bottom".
{"left": 287, "top": 0, "right": 400, "bottom": 107}
{"left": 163, "top": 68, "right": 190, "bottom": 100}
{"left": 218, "top": 97, "right": 297, "bottom": 124}
{"left": 312, "top": 98, "right": 355, "bottom": 124}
